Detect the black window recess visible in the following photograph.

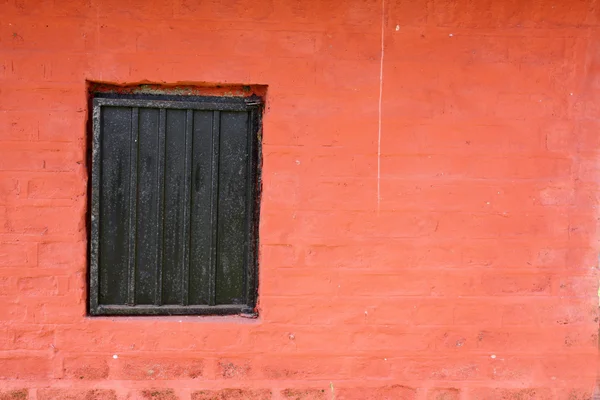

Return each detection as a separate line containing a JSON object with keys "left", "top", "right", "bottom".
{"left": 89, "top": 94, "right": 261, "bottom": 316}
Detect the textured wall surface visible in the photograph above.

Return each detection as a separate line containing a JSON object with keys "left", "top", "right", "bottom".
{"left": 1, "top": 0, "right": 599, "bottom": 399}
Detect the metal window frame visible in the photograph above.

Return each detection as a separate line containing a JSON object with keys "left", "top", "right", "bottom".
{"left": 89, "top": 94, "right": 262, "bottom": 316}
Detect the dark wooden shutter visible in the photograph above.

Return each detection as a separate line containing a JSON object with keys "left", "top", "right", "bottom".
{"left": 89, "top": 95, "right": 260, "bottom": 316}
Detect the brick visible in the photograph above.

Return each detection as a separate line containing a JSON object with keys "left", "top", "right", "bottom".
{"left": 577, "top": 158, "right": 600, "bottom": 181}
{"left": 0, "top": 390, "right": 28, "bottom": 400}
{"left": 302, "top": 242, "right": 460, "bottom": 269}
{"left": 38, "top": 241, "right": 86, "bottom": 267}
{"left": 0, "top": 177, "right": 20, "bottom": 205}
{"left": 261, "top": 148, "right": 376, "bottom": 179}
{"left": 0, "top": 355, "right": 52, "bottom": 378}
{"left": 380, "top": 87, "right": 446, "bottom": 118}
{"left": 17, "top": 276, "right": 60, "bottom": 296}
{"left": 2, "top": 55, "right": 47, "bottom": 83}
{"left": 556, "top": 388, "right": 593, "bottom": 399}
{"left": 470, "top": 329, "right": 582, "bottom": 353}
{"left": 351, "top": 328, "right": 433, "bottom": 352}
{"left": 263, "top": 268, "right": 490, "bottom": 297}
{"left": 433, "top": 0, "right": 511, "bottom": 27}
{"left": 432, "top": 0, "right": 589, "bottom": 28}
{"left": 27, "top": 174, "right": 85, "bottom": 199}
{"left": 540, "top": 355, "right": 597, "bottom": 379}
{"left": 136, "top": 28, "right": 274, "bottom": 57}
{"left": 37, "top": 110, "right": 86, "bottom": 141}
{"left": 268, "top": 59, "right": 316, "bottom": 91}
{"left": 261, "top": 210, "right": 440, "bottom": 243}
{"left": 488, "top": 358, "right": 545, "bottom": 383}
{"left": 479, "top": 272, "right": 553, "bottom": 295}
{"left": 386, "top": 0, "right": 428, "bottom": 26}
{"left": 260, "top": 244, "right": 300, "bottom": 268}
{"left": 440, "top": 63, "right": 568, "bottom": 94}
{"left": 495, "top": 93, "right": 564, "bottom": 119}
{"left": 2, "top": 206, "right": 82, "bottom": 235}
{"left": 110, "top": 356, "right": 203, "bottom": 380}
{"left": 436, "top": 212, "right": 568, "bottom": 240}
{"left": 536, "top": 184, "right": 574, "bottom": 206}
{"left": 453, "top": 303, "right": 502, "bottom": 326}
{"left": 273, "top": 33, "right": 318, "bottom": 60}
{"left": 0, "top": 148, "right": 81, "bottom": 172}
{"left": 37, "top": 389, "right": 118, "bottom": 400}
{"left": 0, "top": 19, "right": 92, "bottom": 51}
{"left": 0, "top": 300, "right": 28, "bottom": 322}
{"left": 264, "top": 175, "right": 378, "bottom": 211}
{"left": 396, "top": 34, "right": 510, "bottom": 66}
{"left": 555, "top": 275, "right": 598, "bottom": 298}
{"left": 259, "top": 356, "right": 347, "bottom": 380}
{"left": 575, "top": 119, "right": 600, "bottom": 152}
{"left": 469, "top": 388, "right": 553, "bottom": 400}
{"left": 337, "top": 385, "right": 417, "bottom": 400}
{"left": 0, "top": 86, "right": 82, "bottom": 112}
{"left": 508, "top": 37, "right": 566, "bottom": 65}
{"left": 13, "top": 326, "right": 54, "bottom": 349}
{"left": 264, "top": 113, "right": 375, "bottom": 148}
{"left": 573, "top": 183, "right": 600, "bottom": 209}
{"left": 381, "top": 121, "right": 543, "bottom": 155}
{"left": 318, "top": 32, "right": 380, "bottom": 61}
{"left": 32, "top": 298, "right": 85, "bottom": 324}
{"left": 63, "top": 355, "right": 110, "bottom": 379}
{"left": 192, "top": 389, "right": 271, "bottom": 400}
{"left": 427, "top": 388, "right": 460, "bottom": 400}
{"left": 97, "top": 0, "right": 173, "bottom": 19}
{"left": 0, "top": 111, "right": 38, "bottom": 141}
{"left": 280, "top": 388, "right": 326, "bottom": 400}
{"left": 347, "top": 357, "right": 393, "bottom": 379}
{"left": 0, "top": 242, "right": 36, "bottom": 267}
{"left": 502, "top": 299, "right": 598, "bottom": 326}
{"left": 138, "top": 389, "right": 179, "bottom": 400}
{"left": 43, "top": 54, "right": 88, "bottom": 83}
{"left": 0, "top": 327, "right": 13, "bottom": 350}
{"left": 414, "top": 301, "right": 455, "bottom": 325}
{"left": 217, "top": 359, "right": 251, "bottom": 379}
{"left": 55, "top": 327, "right": 144, "bottom": 352}
{"left": 259, "top": 296, "right": 415, "bottom": 325}
{"left": 380, "top": 181, "right": 543, "bottom": 212}
{"left": 381, "top": 154, "right": 572, "bottom": 180}
{"left": 535, "top": 0, "right": 592, "bottom": 27}
{"left": 175, "top": 1, "right": 274, "bottom": 22}
{"left": 393, "top": 358, "right": 482, "bottom": 380}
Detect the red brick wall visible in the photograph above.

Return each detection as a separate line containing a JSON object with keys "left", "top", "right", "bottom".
{"left": 0, "top": 0, "right": 599, "bottom": 399}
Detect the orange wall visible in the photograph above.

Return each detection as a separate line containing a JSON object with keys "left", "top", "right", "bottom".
{"left": 0, "top": 0, "right": 599, "bottom": 399}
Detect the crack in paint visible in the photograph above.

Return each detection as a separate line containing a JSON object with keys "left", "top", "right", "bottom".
{"left": 377, "top": 0, "right": 385, "bottom": 209}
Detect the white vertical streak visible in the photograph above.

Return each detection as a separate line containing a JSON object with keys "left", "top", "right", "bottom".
{"left": 377, "top": 0, "right": 385, "bottom": 207}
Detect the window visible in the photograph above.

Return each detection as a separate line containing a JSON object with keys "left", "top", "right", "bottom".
{"left": 89, "top": 93, "right": 261, "bottom": 316}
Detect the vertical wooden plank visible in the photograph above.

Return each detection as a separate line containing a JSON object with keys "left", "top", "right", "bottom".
{"left": 181, "top": 110, "right": 193, "bottom": 305}
{"left": 188, "top": 110, "right": 215, "bottom": 305}
{"left": 215, "top": 111, "right": 249, "bottom": 305}
{"left": 127, "top": 107, "right": 139, "bottom": 305}
{"left": 162, "top": 109, "right": 187, "bottom": 305}
{"left": 208, "top": 111, "right": 220, "bottom": 306}
{"left": 89, "top": 99, "right": 102, "bottom": 313}
{"left": 244, "top": 108, "right": 259, "bottom": 310}
{"left": 155, "top": 108, "right": 166, "bottom": 306}
{"left": 135, "top": 108, "right": 160, "bottom": 305}
{"left": 98, "top": 106, "right": 131, "bottom": 305}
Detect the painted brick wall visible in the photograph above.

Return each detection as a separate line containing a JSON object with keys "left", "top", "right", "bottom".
{"left": 0, "top": 0, "right": 599, "bottom": 399}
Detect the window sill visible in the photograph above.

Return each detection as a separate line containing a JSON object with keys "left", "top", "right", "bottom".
{"left": 89, "top": 304, "right": 259, "bottom": 320}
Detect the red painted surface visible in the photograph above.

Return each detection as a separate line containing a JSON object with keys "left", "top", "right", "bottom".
{"left": 0, "top": 0, "right": 599, "bottom": 398}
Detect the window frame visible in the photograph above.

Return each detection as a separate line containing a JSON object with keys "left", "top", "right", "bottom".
{"left": 88, "top": 94, "right": 262, "bottom": 316}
